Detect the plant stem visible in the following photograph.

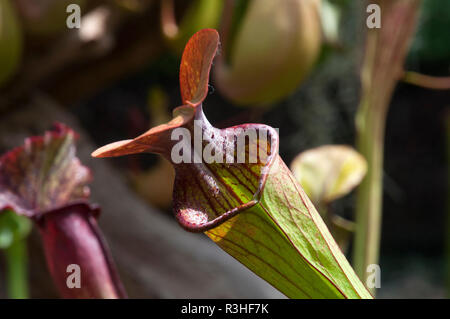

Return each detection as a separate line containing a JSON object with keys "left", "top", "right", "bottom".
{"left": 4, "top": 238, "right": 29, "bottom": 299}
{"left": 352, "top": 0, "right": 422, "bottom": 295}
{"left": 353, "top": 95, "right": 387, "bottom": 288}
{"left": 402, "top": 71, "right": 450, "bottom": 90}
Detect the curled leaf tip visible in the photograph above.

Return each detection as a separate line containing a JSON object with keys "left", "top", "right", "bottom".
{"left": 92, "top": 28, "right": 219, "bottom": 159}
{"left": 91, "top": 105, "right": 195, "bottom": 158}
{"left": 91, "top": 140, "right": 137, "bottom": 158}
{"left": 180, "top": 28, "right": 220, "bottom": 106}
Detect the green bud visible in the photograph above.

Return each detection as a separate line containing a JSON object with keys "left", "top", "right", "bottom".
{"left": 215, "top": 0, "right": 322, "bottom": 106}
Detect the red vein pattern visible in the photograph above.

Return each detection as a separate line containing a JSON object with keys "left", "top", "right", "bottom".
{"left": 172, "top": 122, "right": 277, "bottom": 232}
{"left": 91, "top": 29, "right": 372, "bottom": 299}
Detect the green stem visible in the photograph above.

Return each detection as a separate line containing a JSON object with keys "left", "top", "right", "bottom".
{"left": 5, "top": 239, "right": 29, "bottom": 299}
{"left": 352, "top": 0, "right": 422, "bottom": 296}
{"left": 402, "top": 71, "right": 450, "bottom": 90}
{"left": 353, "top": 95, "right": 387, "bottom": 294}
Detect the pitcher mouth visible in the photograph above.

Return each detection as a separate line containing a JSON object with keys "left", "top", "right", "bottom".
{"left": 171, "top": 118, "right": 279, "bottom": 232}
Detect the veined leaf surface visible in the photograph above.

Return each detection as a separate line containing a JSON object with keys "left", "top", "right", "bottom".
{"left": 93, "top": 29, "right": 372, "bottom": 299}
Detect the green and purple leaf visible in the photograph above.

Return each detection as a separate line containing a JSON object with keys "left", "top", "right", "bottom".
{"left": 92, "top": 29, "right": 372, "bottom": 299}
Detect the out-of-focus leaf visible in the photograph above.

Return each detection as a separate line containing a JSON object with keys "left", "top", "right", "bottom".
{"left": 0, "top": 123, "right": 91, "bottom": 218}
{"left": 0, "top": 124, "right": 127, "bottom": 299}
{"left": 0, "top": 0, "right": 22, "bottom": 86}
{"left": 291, "top": 145, "right": 367, "bottom": 205}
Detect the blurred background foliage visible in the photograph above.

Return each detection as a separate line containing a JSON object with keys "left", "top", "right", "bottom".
{"left": 0, "top": 0, "right": 449, "bottom": 298}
